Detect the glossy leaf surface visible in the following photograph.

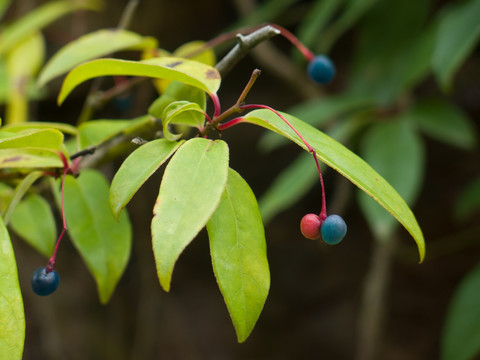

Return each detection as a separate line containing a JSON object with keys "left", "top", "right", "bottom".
{"left": 58, "top": 57, "right": 221, "bottom": 105}
{"left": 10, "top": 193, "right": 56, "bottom": 257}
{"left": 442, "top": 262, "right": 480, "bottom": 360}
{"left": 61, "top": 169, "right": 132, "bottom": 303}
{"left": 110, "top": 139, "right": 184, "bottom": 219}
{"left": 151, "top": 138, "right": 229, "bottom": 291}
{"left": 38, "top": 29, "right": 156, "bottom": 86}
{"left": 244, "top": 109, "right": 425, "bottom": 261}
{"left": 1, "top": 122, "right": 78, "bottom": 136}
{"left": 207, "top": 169, "right": 270, "bottom": 343}
{"left": 0, "top": 216, "right": 25, "bottom": 360}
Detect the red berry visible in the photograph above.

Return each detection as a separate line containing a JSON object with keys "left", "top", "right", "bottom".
{"left": 300, "top": 213, "right": 323, "bottom": 240}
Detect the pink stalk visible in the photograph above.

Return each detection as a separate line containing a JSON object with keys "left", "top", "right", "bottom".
{"left": 267, "top": 24, "right": 315, "bottom": 62}
{"left": 210, "top": 93, "right": 222, "bottom": 117}
{"left": 240, "top": 103, "right": 327, "bottom": 219}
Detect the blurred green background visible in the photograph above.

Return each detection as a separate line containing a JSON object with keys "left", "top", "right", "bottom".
{"left": 2, "top": 0, "right": 480, "bottom": 359}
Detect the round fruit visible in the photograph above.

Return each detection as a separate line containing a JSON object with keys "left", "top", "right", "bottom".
{"left": 320, "top": 214, "right": 347, "bottom": 245}
{"left": 300, "top": 213, "right": 323, "bottom": 240}
{"left": 31, "top": 267, "right": 60, "bottom": 296}
{"left": 307, "top": 55, "right": 336, "bottom": 84}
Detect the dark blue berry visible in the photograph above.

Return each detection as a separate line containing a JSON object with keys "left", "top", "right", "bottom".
{"left": 32, "top": 267, "right": 60, "bottom": 296}
{"left": 321, "top": 214, "right": 347, "bottom": 245}
{"left": 307, "top": 55, "right": 336, "bottom": 84}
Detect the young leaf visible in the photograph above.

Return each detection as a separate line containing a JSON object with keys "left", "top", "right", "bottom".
{"left": 0, "top": 148, "right": 63, "bottom": 169}
{"left": 0, "top": 216, "right": 25, "bottom": 360}
{"left": 151, "top": 138, "right": 229, "bottom": 291}
{"left": 161, "top": 101, "right": 205, "bottom": 140}
{"left": 38, "top": 29, "right": 157, "bottom": 86}
{"left": 432, "top": 0, "right": 480, "bottom": 89}
{"left": 243, "top": 109, "right": 425, "bottom": 261}
{"left": 206, "top": 168, "right": 270, "bottom": 343}
{"left": 148, "top": 81, "right": 206, "bottom": 119}
{"left": 358, "top": 120, "right": 425, "bottom": 241}
{"left": 61, "top": 169, "right": 132, "bottom": 304}
{"left": 58, "top": 57, "right": 221, "bottom": 105}
{"left": 441, "top": 262, "right": 480, "bottom": 360}
{"left": 78, "top": 115, "right": 152, "bottom": 149}
{"left": 110, "top": 139, "right": 184, "bottom": 219}
{"left": 10, "top": 193, "right": 56, "bottom": 257}
{"left": 0, "top": 0, "right": 100, "bottom": 55}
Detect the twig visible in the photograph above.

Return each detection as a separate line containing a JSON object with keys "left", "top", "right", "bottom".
{"left": 117, "top": 0, "right": 140, "bottom": 30}
{"left": 215, "top": 25, "right": 280, "bottom": 76}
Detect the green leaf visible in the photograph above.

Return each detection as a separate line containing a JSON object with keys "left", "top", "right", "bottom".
{"left": 259, "top": 93, "right": 375, "bottom": 152}
{"left": 61, "top": 169, "right": 132, "bottom": 304}
{"left": 0, "top": 216, "right": 25, "bottom": 360}
{"left": 148, "top": 81, "right": 206, "bottom": 119}
{"left": 0, "top": 0, "right": 11, "bottom": 21}
{"left": 454, "top": 177, "right": 480, "bottom": 222}
{"left": 151, "top": 138, "right": 229, "bottom": 291}
{"left": 243, "top": 109, "right": 425, "bottom": 261}
{"left": 432, "top": 0, "right": 480, "bottom": 89}
{"left": 161, "top": 101, "right": 205, "bottom": 140}
{"left": 38, "top": 29, "right": 157, "bottom": 86}
{"left": 0, "top": 0, "right": 100, "bottom": 55}
{"left": 172, "top": 41, "right": 216, "bottom": 66}
{"left": 0, "top": 148, "right": 63, "bottom": 169}
{"left": 58, "top": 57, "right": 221, "bottom": 105}
{"left": 413, "top": 99, "right": 476, "bottom": 150}
{"left": 78, "top": 115, "right": 152, "bottom": 149}
{"left": 2, "top": 171, "right": 43, "bottom": 225}
{"left": 206, "top": 168, "right": 270, "bottom": 342}
{"left": 0, "top": 128, "right": 64, "bottom": 150}
{"left": 442, "top": 262, "right": 480, "bottom": 360}
{"left": 358, "top": 120, "right": 425, "bottom": 241}
{"left": 10, "top": 193, "right": 56, "bottom": 257}
{"left": 110, "top": 139, "right": 184, "bottom": 219}
{"left": 1, "top": 121, "right": 78, "bottom": 136}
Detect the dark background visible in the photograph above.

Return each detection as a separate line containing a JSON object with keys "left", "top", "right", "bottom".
{"left": 4, "top": 0, "right": 480, "bottom": 359}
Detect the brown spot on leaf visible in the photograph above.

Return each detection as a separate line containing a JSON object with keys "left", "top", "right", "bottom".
{"left": 2, "top": 156, "right": 24, "bottom": 163}
{"left": 166, "top": 61, "right": 183, "bottom": 68}
{"left": 206, "top": 69, "right": 220, "bottom": 80}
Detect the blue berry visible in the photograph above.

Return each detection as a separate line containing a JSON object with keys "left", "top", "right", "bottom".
{"left": 321, "top": 214, "right": 347, "bottom": 245}
{"left": 307, "top": 55, "right": 336, "bottom": 84}
{"left": 32, "top": 267, "right": 60, "bottom": 296}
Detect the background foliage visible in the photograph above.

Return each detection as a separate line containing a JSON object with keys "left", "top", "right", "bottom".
{"left": 0, "top": 0, "right": 479, "bottom": 359}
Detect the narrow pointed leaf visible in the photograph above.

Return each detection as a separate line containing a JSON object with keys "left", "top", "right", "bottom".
{"left": 38, "top": 29, "right": 157, "bottom": 86}
{"left": 61, "top": 169, "right": 132, "bottom": 304}
{"left": 151, "top": 138, "right": 229, "bottom": 291}
{"left": 10, "top": 193, "right": 56, "bottom": 257}
{"left": 110, "top": 139, "right": 184, "bottom": 219}
{"left": 58, "top": 57, "right": 221, "bottom": 105}
{"left": 358, "top": 120, "right": 425, "bottom": 241}
{"left": 207, "top": 168, "right": 270, "bottom": 343}
{"left": 0, "top": 216, "right": 25, "bottom": 360}
{"left": 244, "top": 109, "right": 425, "bottom": 262}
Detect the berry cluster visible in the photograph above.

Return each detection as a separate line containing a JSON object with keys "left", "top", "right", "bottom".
{"left": 301, "top": 213, "right": 347, "bottom": 245}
